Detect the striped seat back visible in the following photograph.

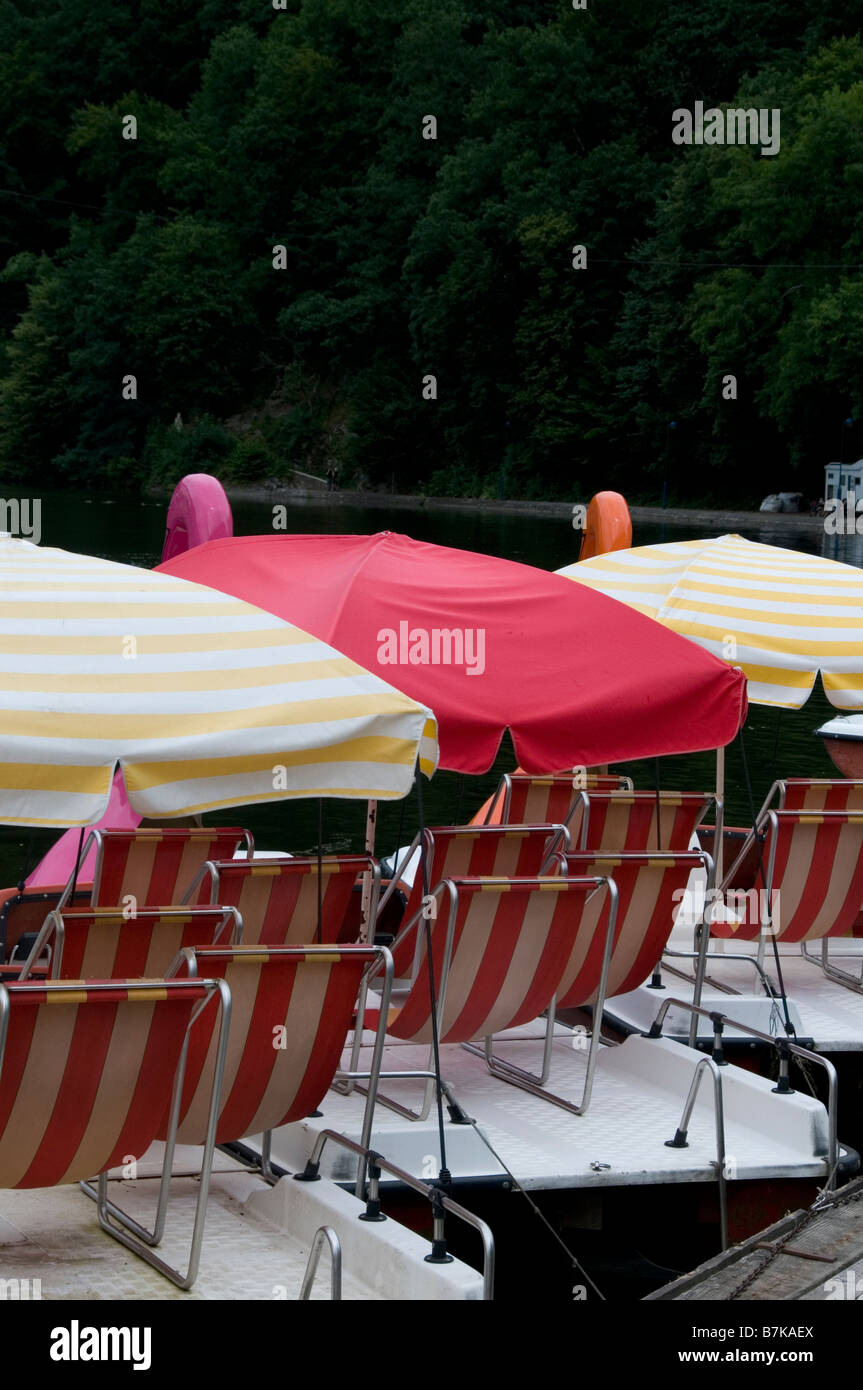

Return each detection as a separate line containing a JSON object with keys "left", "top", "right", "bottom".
{"left": 488, "top": 773, "right": 632, "bottom": 826}
{"left": 570, "top": 791, "right": 712, "bottom": 854}
{"left": 36, "top": 907, "right": 239, "bottom": 980}
{"left": 0, "top": 979, "right": 213, "bottom": 1189}
{"left": 713, "top": 811, "right": 863, "bottom": 943}
{"left": 89, "top": 827, "right": 253, "bottom": 909}
{"left": 403, "top": 826, "right": 566, "bottom": 922}
{"left": 199, "top": 856, "right": 374, "bottom": 946}
{"left": 556, "top": 851, "right": 706, "bottom": 1008}
{"left": 393, "top": 826, "right": 567, "bottom": 976}
{"left": 777, "top": 779, "right": 863, "bottom": 813}
{"left": 387, "top": 877, "right": 608, "bottom": 1046}
{"left": 170, "top": 945, "right": 376, "bottom": 1146}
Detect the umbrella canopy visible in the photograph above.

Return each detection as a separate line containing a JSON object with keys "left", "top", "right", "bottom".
{"left": 0, "top": 536, "right": 437, "bottom": 827}
{"left": 558, "top": 533, "right": 863, "bottom": 709}
{"left": 158, "top": 531, "right": 748, "bottom": 774}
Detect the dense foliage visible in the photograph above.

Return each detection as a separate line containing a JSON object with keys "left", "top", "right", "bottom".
{"left": 1, "top": 0, "right": 862, "bottom": 505}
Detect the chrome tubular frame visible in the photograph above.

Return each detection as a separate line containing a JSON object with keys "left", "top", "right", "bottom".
{"left": 84, "top": 977, "right": 233, "bottom": 1290}
{"left": 375, "top": 830, "right": 422, "bottom": 919}
{"left": 710, "top": 794, "right": 725, "bottom": 880}
{"left": 61, "top": 827, "right": 255, "bottom": 911}
{"left": 663, "top": 945, "right": 780, "bottom": 997}
{"left": 753, "top": 812, "right": 781, "bottom": 973}
{"left": 345, "top": 881, "right": 456, "bottom": 1124}
{"left": 299, "top": 1226, "right": 342, "bottom": 1300}
{"left": 359, "top": 860, "right": 382, "bottom": 943}
{"left": 0, "top": 983, "right": 8, "bottom": 1072}
{"left": 680, "top": 850, "right": 719, "bottom": 1048}
{"left": 181, "top": 858, "right": 219, "bottom": 906}
{"left": 176, "top": 943, "right": 393, "bottom": 1193}
{"left": 664, "top": 1054, "right": 729, "bottom": 1252}
{"left": 486, "top": 773, "right": 511, "bottom": 824}
{"left": 298, "top": 1128, "right": 495, "bottom": 1300}
{"left": 569, "top": 789, "right": 590, "bottom": 849}
{"left": 649, "top": 996, "right": 840, "bottom": 1190}
{"left": 15, "top": 904, "right": 242, "bottom": 981}
{"left": 58, "top": 827, "right": 100, "bottom": 908}
{"left": 801, "top": 936, "right": 863, "bottom": 995}
{"left": 467, "top": 876, "right": 617, "bottom": 1116}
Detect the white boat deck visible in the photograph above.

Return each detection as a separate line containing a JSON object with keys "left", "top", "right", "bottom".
{"left": 609, "top": 923, "right": 863, "bottom": 1050}
{"left": 0, "top": 1020, "right": 848, "bottom": 1302}
{"left": 262, "top": 1021, "right": 844, "bottom": 1191}
{"left": 0, "top": 1149, "right": 485, "bottom": 1301}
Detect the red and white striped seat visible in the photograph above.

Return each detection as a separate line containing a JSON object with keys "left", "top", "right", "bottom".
{"left": 13, "top": 906, "right": 240, "bottom": 980}
{"left": 712, "top": 811, "right": 863, "bottom": 944}
{"left": 761, "top": 777, "right": 863, "bottom": 816}
{"left": 368, "top": 875, "right": 615, "bottom": 1117}
{"left": 0, "top": 976, "right": 229, "bottom": 1289}
{"left": 715, "top": 782, "right": 863, "bottom": 899}
{"left": 167, "top": 944, "right": 390, "bottom": 1167}
{"left": 62, "top": 826, "right": 254, "bottom": 910}
{"left": 569, "top": 790, "right": 714, "bottom": 854}
{"left": 557, "top": 851, "right": 708, "bottom": 1007}
{"left": 382, "top": 825, "right": 568, "bottom": 976}
{"left": 188, "top": 854, "right": 379, "bottom": 945}
{"left": 483, "top": 771, "right": 632, "bottom": 826}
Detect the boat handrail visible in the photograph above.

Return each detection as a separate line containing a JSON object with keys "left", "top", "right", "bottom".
{"left": 296, "top": 1128, "right": 495, "bottom": 1299}
{"left": 648, "top": 997, "right": 840, "bottom": 1189}
{"left": 664, "top": 1053, "right": 729, "bottom": 1251}
{"left": 299, "top": 1225, "right": 342, "bottom": 1301}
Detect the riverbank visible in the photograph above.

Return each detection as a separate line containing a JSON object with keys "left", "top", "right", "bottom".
{"left": 222, "top": 480, "right": 827, "bottom": 533}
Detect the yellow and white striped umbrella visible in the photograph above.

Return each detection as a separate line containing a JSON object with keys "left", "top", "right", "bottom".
{"left": 558, "top": 533, "right": 863, "bottom": 709}
{"left": 0, "top": 536, "right": 438, "bottom": 826}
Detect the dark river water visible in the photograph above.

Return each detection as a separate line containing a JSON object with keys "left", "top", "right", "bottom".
{"left": 0, "top": 491, "right": 857, "bottom": 886}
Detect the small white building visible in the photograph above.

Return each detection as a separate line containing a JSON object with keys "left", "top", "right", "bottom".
{"left": 825, "top": 460, "right": 863, "bottom": 501}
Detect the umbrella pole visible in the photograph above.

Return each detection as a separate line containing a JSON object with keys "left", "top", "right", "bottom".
{"left": 360, "top": 799, "right": 377, "bottom": 941}
{"left": 689, "top": 746, "right": 725, "bottom": 1046}
{"left": 413, "top": 764, "right": 453, "bottom": 1226}
{"left": 715, "top": 745, "right": 725, "bottom": 886}
{"left": 68, "top": 824, "right": 86, "bottom": 903}
{"left": 316, "top": 799, "right": 323, "bottom": 944}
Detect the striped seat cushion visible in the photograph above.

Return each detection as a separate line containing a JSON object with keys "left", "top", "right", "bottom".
{"left": 386, "top": 877, "right": 608, "bottom": 1045}
{"left": 199, "top": 855, "right": 374, "bottom": 945}
{"left": 557, "top": 851, "right": 705, "bottom": 1007}
{"left": 712, "top": 811, "right": 863, "bottom": 943}
{"left": 570, "top": 791, "right": 712, "bottom": 854}
{"left": 89, "top": 827, "right": 252, "bottom": 908}
{"left": 168, "top": 945, "right": 376, "bottom": 1146}
{"left": 485, "top": 772, "right": 631, "bottom": 826}
{"left": 0, "top": 979, "right": 213, "bottom": 1188}
{"left": 392, "top": 826, "right": 567, "bottom": 976}
{"left": 25, "top": 907, "right": 239, "bottom": 980}
{"left": 777, "top": 779, "right": 863, "bottom": 813}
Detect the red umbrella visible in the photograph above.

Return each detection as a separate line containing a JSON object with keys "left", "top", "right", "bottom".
{"left": 158, "top": 531, "right": 747, "bottom": 774}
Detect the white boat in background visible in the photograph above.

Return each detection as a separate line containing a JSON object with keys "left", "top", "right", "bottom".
{"left": 817, "top": 715, "right": 863, "bottom": 778}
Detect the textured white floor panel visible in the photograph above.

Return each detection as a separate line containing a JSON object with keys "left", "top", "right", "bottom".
{"left": 264, "top": 1024, "right": 839, "bottom": 1191}
{"left": 0, "top": 1161, "right": 483, "bottom": 1300}
{"left": 0, "top": 1171, "right": 377, "bottom": 1300}
{"left": 611, "top": 936, "right": 863, "bottom": 1050}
